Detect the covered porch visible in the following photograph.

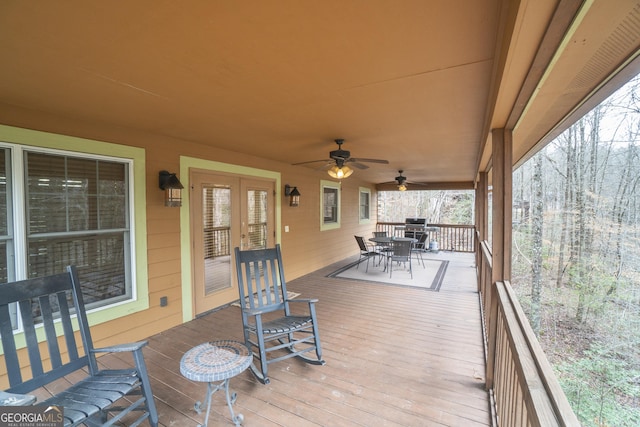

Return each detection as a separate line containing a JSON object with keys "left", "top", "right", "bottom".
{"left": 1, "top": 2, "right": 638, "bottom": 425}
{"left": 101, "top": 252, "right": 488, "bottom": 426}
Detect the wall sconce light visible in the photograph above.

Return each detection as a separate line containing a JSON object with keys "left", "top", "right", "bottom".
{"left": 284, "top": 184, "right": 301, "bottom": 207}
{"left": 159, "top": 170, "right": 184, "bottom": 207}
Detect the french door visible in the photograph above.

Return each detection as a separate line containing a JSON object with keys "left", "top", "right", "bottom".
{"left": 190, "top": 170, "right": 275, "bottom": 316}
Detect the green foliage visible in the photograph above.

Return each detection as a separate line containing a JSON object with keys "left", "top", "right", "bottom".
{"left": 441, "top": 192, "right": 474, "bottom": 224}
{"left": 565, "top": 261, "right": 622, "bottom": 323}
{"left": 556, "top": 344, "right": 640, "bottom": 426}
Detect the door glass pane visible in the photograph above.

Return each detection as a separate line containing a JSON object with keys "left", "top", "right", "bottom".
{"left": 247, "top": 190, "right": 268, "bottom": 251}
{"left": 203, "top": 185, "right": 231, "bottom": 295}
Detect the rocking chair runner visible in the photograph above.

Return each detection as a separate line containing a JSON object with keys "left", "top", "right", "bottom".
{"left": 234, "top": 245, "right": 325, "bottom": 384}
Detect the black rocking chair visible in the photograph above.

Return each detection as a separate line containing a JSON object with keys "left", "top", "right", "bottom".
{"left": 234, "top": 244, "right": 325, "bottom": 384}
{"left": 0, "top": 266, "right": 158, "bottom": 427}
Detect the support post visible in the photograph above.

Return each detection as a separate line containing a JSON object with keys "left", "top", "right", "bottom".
{"left": 485, "top": 128, "right": 512, "bottom": 389}
{"left": 475, "top": 171, "right": 489, "bottom": 291}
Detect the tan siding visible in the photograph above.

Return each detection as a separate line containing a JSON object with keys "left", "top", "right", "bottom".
{"left": 0, "top": 114, "right": 381, "bottom": 355}
{"left": 146, "top": 232, "right": 178, "bottom": 250}
{"left": 148, "top": 259, "right": 182, "bottom": 280}
{"left": 281, "top": 176, "right": 378, "bottom": 279}
{"left": 150, "top": 273, "right": 183, "bottom": 294}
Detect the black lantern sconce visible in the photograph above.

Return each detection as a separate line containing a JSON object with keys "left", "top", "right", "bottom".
{"left": 284, "top": 184, "right": 301, "bottom": 207}
{"left": 159, "top": 170, "right": 184, "bottom": 207}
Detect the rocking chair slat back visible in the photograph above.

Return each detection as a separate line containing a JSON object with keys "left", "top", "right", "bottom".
{"left": 237, "top": 246, "right": 287, "bottom": 310}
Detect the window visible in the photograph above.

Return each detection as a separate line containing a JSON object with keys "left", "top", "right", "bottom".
{"left": 359, "top": 187, "right": 371, "bottom": 223}
{"left": 320, "top": 180, "right": 340, "bottom": 230}
{"left": 1, "top": 145, "right": 134, "bottom": 311}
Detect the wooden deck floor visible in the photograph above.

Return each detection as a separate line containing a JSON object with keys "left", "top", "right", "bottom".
{"left": 102, "top": 251, "right": 490, "bottom": 426}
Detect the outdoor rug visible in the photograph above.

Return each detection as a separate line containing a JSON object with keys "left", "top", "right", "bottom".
{"left": 327, "top": 257, "right": 449, "bottom": 291}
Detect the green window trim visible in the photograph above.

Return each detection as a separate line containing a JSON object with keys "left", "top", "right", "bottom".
{"left": 0, "top": 124, "right": 149, "bottom": 333}
{"left": 320, "top": 180, "right": 341, "bottom": 231}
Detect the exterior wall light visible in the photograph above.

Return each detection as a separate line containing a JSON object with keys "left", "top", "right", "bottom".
{"left": 284, "top": 184, "right": 301, "bottom": 207}
{"left": 159, "top": 170, "right": 184, "bottom": 207}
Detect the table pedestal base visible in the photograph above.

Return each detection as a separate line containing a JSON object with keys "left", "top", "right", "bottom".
{"left": 195, "top": 378, "right": 243, "bottom": 427}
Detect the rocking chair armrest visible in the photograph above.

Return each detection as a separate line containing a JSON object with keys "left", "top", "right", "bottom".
{"left": 91, "top": 340, "right": 149, "bottom": 354}
{"left": 287, "top": 298, "right": 318, "bottom": 304}
{"left": 0, "top": 390, "right": 37, "bottom": 406}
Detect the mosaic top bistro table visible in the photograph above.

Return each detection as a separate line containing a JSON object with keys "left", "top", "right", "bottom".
{"left": 180, "top": 340, "right": 252, "bottom": 427}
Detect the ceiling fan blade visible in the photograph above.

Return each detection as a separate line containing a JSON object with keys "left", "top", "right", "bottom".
{"left": 315, "top": 162, "right": 334, "bottom": 170}
{"left": 350, "top": 162, "right": 369, "bottom": 170}
{"left": 349, "top": 158, "right": 389, "bottom": 164}
{"left": 292, "top": 159, "right": 328, "bottom": 165}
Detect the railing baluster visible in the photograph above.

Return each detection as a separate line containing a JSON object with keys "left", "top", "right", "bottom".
{"left": 376, "top": 222, "right": 476, "bottom": 252}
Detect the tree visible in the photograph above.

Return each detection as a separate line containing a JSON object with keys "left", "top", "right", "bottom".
{"left": 530, "top": 153, "right": 543, "bottom": 335}
{"left": 511, "top": 74, "right": 640, "bottom": 426}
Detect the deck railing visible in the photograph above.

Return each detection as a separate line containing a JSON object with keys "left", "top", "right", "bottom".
{"left": 204, "top": 226, "right": 231, "bottom": 258}
{"left": 375, "top": 222, "right": 476, "bottom": 252}
{"left": 204, "top": 223, "right": 267, "bottom": 258}
{"left": 478, "top": 239, "right": 580, "bottom": 427}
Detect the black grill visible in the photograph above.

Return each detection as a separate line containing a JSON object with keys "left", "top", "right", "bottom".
{"left": 404, "top": 218, "right": 426, "bottom": 239}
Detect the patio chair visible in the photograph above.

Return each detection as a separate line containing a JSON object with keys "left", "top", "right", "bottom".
{"left": 387, "top": 239, "right": 413, "bottom": 279}
{"left": 412, "top": 232, "right": 428, "bottom": 268}
{"left": 371, "top": 231, "right": 392, "bottom": 256}
{"left": 355, "top": 235, "right": 380, "bottom": 272}
{"left": 234, "top": 245, "right": 325, "bottom": 384}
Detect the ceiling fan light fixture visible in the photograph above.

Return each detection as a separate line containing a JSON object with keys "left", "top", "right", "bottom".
{"left": 398, "top": 183, "right": 407, "bottom": 191}
{"left": 327, "top": 165, "right": 353, "bottom": 179}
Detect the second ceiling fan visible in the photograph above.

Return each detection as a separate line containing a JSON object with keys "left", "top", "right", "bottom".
{"left": 292, "top": 139, "right": 389, "bottom": 179}
{"left": 387, "top": 170, "right": 429, "bottom": 191}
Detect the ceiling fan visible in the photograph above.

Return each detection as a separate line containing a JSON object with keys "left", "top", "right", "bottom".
{"left": 292, "top": 139, "right": 389, "bottom": 179}
{"left": 387, "top": 170, "right": 428, "bottom": 191}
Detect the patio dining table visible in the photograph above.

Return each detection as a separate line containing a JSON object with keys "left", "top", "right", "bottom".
{"left": 369, "top": 236, "right": 417, "bottom": 269}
